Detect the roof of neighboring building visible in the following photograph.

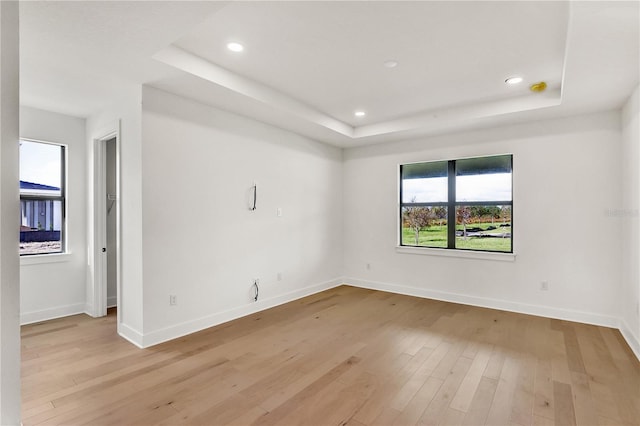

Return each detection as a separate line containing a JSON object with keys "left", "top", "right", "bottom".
{"left": 20, "top": 180, "right": 60, "bottom": 191}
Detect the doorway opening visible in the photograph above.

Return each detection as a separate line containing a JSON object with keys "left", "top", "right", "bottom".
{"left": 91, "top": 125, "right": 120, "bottom": 322}
{"left": 105, "top": 138, "right": 117, "bottom": 310}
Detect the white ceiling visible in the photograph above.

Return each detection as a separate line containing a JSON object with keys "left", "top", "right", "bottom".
{"left": 20, "top": 1, "right": 640, "bottom": 148}
{"left": 20, "top": 1, "right": 227, "bottom": 116}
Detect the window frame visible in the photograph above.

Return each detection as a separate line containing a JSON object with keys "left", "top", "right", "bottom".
{"left": 399, "top": 154, "right": 513, "bottom": 254}
{"left": 19, "top": 139, "right": 67, "bottom": 256}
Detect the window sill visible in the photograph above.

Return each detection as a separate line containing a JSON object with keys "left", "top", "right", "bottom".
{"left": 395, "top": 246, "right": 516, "bottom": 262}
{"left": 21, "top": 253, "right": 72, "bottom": 266}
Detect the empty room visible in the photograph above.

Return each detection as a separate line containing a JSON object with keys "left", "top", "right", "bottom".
{"left": 0, "top": 1, "right": 639, "bottom": 425}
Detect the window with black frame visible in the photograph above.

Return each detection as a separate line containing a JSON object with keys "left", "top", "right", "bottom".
{"left": 19, "top": 140, "right": 66, "bottom": 255}
{"left": 400, "top": 154, "right": 512, "bottom": 253}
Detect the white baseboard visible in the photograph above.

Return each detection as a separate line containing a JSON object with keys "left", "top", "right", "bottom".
{"left": 343, "top": 277, "right": 620, "bottom": 329}
{"left": 23, "top": 278, "right": 638, "bottom": 363}
{"left": 107, "top": 296, "right": 117, "bottom": 308}
{"left": 20, "top": 303, "right": 86, "bottom": 325}
{"left": 346, "top": 277, "right": 639, "bottom": 362}
{"left": 118, "top": 322, "right": 144, "bottom": 348}
{"left": 619, "top": 318, "right": 640, "bottom": 361}
{"left": 140, "top": 278, "right": 343, "bottom": 348}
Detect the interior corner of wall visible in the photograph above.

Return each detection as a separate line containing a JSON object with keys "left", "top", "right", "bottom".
{"left": 620, "top": 317, "right": 640, "bottom": 362}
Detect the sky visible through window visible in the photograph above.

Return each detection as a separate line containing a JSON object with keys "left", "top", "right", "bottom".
{"left": 20, "top": 141, "right": 61, "bottom": 188}
{"left": 403, "top": 173, "right": 512, "bottom": 203}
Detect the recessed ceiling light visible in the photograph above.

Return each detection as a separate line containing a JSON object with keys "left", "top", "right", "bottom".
{"left": 383, "top": 60, "right": 398, "bottom": 68}
{"left": 354, "top": 111, "right": 366, "bottom": 117}
{"left": 505, "top": 76, "right": 523, "bottom": 85}
{"left": 227, "top": 42, "right": 244, "bottom": 52}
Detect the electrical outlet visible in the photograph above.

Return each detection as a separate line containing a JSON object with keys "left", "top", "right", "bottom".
{"left": 277, "top": 208, "right": 283, "bottom": 217}
{"left": 277, "top": 272, "right": 282, "bottom": 281}
{"left": 540, "top": 281, "right": 549, "bottom": 291}
{"left": 169, "top": 294, "right": 177, "bottom": 305}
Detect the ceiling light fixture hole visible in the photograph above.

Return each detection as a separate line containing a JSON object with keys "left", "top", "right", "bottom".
{"left": 530, "top": 81, "right": 548, "bottom": 92}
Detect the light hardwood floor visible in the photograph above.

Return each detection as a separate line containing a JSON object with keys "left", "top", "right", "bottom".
{"left": 21, "top": 286, "right": 639, "bottom": 426}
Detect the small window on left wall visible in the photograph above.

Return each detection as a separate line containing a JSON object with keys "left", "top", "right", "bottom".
{"left": 19, "top": 140, "right": 66, "bottom": 255}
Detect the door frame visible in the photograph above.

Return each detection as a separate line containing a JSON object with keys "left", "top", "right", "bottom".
{"left": 90, "top": 122, "right": 121, "bottom": 320}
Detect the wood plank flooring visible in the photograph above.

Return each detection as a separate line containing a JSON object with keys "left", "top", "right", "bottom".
{"left": 21, "top": 286, "right": 639, "bottom": 426}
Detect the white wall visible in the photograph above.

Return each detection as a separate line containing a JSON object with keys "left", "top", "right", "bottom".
{"left": 86, "top": 88, "right": 144, "bottom": 344}
{"left": 343, "top": 111, "right": 623, "bottom": 327}
{"left": 621, "top": 85, "right": 640, "bottom": 357}
{"left": 139, "top": 86, "right": 343, "bottom": 346}
{"left": 19, "top": 106, "right": 87, "bottom": 324}
{"left": 0, "top": 1, "right": 20, "bottom": 423}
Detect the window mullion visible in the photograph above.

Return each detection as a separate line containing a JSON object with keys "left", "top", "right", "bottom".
{"left": 447, "top": 160, "right": 456, "bottom": 249}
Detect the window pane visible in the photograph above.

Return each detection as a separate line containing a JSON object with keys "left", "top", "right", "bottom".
{"left": 20, "top": 199, "right": 63, "bottom": 255}
{"left": 20, "top": 141, "right": 62, "bottom": 190}
{"left": 401, "top": 206, "right": 448, "bottom": 247}
{"left": 19, "top": 140, "right": 64, "bottom": 256}
{"left": 456, "top": 155, "right": 512, "bottom": 202}
{"left": 400, "top": 155, "right": 513, "bottom": 253}
{"left": 401, "top": 161, "right": 448, "bottom": 203}
{"left": 454, "top": 205, "right": 511, "bottom": 252}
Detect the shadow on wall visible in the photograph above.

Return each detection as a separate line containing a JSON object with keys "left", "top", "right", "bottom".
{"left": 345, "top": 111, "right": 621, "bottom": 160}
{"left": 142, "top": 86, "right": 342, "bottom": 160}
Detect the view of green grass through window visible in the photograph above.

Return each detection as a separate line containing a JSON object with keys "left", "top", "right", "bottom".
{"left": 400, "top": 155, "right": 512, "bottom": 253}
{"left": 20, "top": 140, "right": 65, "bottom": 255}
